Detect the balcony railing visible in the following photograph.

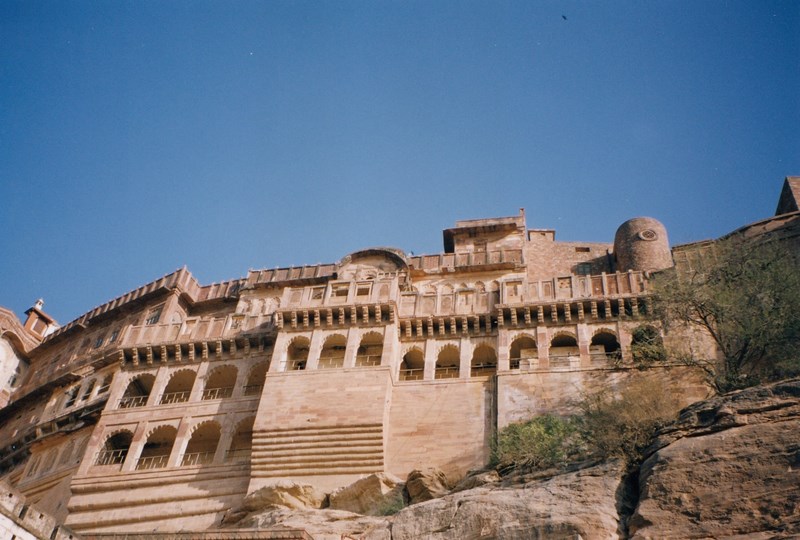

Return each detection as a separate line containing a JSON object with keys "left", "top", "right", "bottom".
{"left": 135, "top": 455, "right": 169, "bottom": 470}
{"left": 201, "top": 387, "right": 234, "bottom": 400}
{"left": 399, "top": 368, "right": 424, "bottom": 381}
{"left": 118, "top": 395, "right": 148, "bottom": 409}
{"left": 95, "top": 449, "right": 127, "bottom": 467}
{"left": 317, "top": 357, "right": 345, "bottom": 369}
{"left": 590, "top": 351, "right": 622, "bottom": 366}
{"left": 180, "top": 451, "right": 215, "bottom": 466}
{"left": 470, "top": 364, "right": 497, "bottom": 377}
{"left": 434, "top": 366, "right": 460, "bottom": 379}
{"left": 355, "top": 354, "right": 382, "bottom": 367}
{"left": 549, "top": 354, "right": 578, "bottom": 368}
{"left": 159, "top": 391, "right": 190, "bottom": 405}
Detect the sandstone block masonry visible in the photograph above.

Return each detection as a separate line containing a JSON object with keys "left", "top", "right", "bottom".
{"left": 0, "top": 177, "right": 797, "bottom": 534}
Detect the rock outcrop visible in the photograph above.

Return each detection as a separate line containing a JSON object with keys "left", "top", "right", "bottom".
{"left": 405, "top": 467, "right": 450, "bottom": 504}
{"left": 328, "top": 473, "right": 405, "bottom": 516}
{"left": 630, "top": 378, "right": 800, "bottom": 538}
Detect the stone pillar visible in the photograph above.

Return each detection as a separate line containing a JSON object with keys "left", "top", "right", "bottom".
{"left": 459, "top": 337, "right": 471, "bottom": 379}
{"left": 146, "top": 365, "right": 171, "bottom": 407}
{"left": 343, "top": 328, "right": 361, "bottom": 369}
{"left": 577, "top": 323, "right": 592, "bottom": 368}
{"left": 306, "top": 331, "right": 324, "bottom": 371}
{"left": 168, "top": 419, "right": 192, "bottom": 468}
{"left": 76, "top": 422, "right": 112, "bottom": 476}
{"left": 268, "top": 332, "right": 291, "bottom": 373}
{"left": 497, "top": 327, "right": 510, "bottom": 371}
{"left": 423, "top": 340, "right": 436, "bottom": 381}
{"left": 381, "top": 324, "right": 398, "bottom": 369}
{"left": 536, "top": 327, "right": 550, "bottom": 369}
{"left": 230, "top": 362, "right": 248, "bottom": 399}
{"left": 214, "top": 417, "right": 235, "bottom": 465}
{"left": 121, "top": 422, "right": 148, "bottom": 473}
{"left": 189, "top": 362, "right": 210, "bottom": 402}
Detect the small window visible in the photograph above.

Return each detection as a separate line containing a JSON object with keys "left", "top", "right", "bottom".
{"left": 97, "top": 375, "right": 113, "bottom": 394}
{"left": 80, "top": 380, "right": 96, "bottom": 401}
{"left": 311, "top": 287, "right": 324, "bottom": 300}
{"left": 356, "top": 283, "right": 371, "bottom": 297}
{"left": 333, "top": 285, "right": 349, "bottom": 297}
{"left": 109, "top": 329, "right": 120, "bottom": 343}
{"left": 145, "top": 306, "right": 163, "bottom": 325}
{"left": 575, "top": 247, "right": 591, "bottom": 253}
{"left": 94, "top": 335, "right": 105, "bottom": 349}
{"left": 576, "top": 263, "right": 592, "bottom": 275}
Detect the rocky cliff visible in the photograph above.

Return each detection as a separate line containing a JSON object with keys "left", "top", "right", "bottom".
{"left": 227, "top": 378, "right": 800, "bottom": 539}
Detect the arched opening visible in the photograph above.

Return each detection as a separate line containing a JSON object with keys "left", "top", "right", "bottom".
{"left": 136, "top": 425, "right": 177, "bottom": 470}
{"left": 550, "top": 334, "right": 579, "bottom": 367}
{"left": 590, "top": 331, "right": 622, "bottom": 364}
{"left": 509, "top": 336, "right": 537, "bottom": 370}
{"left": 243, "top": 362, "right": 267, "bottom": 396}
{"left": 119, "top": 374, "right": 155, "bottom": 408}
{"left": 96, "top": 431, "right": 133, "bottom": 467}
{"left": 318, "top": 334, "right": 346, "bottom": 369}
{"left": 435, "top": 346, "right": 460, "bottom": 379}
{"left": 226, "top": 416, "right": 254, "bottom": 463}
{"left": 470, "top": 345, "right": 497, "bottom": 377}
{"left": 399, "top": 349, "right": 424, "bottom": 381}
{"left": 160, "top": 370, "right": 196, "bottom": 404}
{"left": 203, "top": 365, "right": 237, "bottom": 400}
{"left": 181, "top": 421, "right": 221, "bottom": 466}
{"left": 356, "top": 332, "right": 383, "bottom": 367}
{"left": 286, "top": 338, "right": 309, "bottom": 371}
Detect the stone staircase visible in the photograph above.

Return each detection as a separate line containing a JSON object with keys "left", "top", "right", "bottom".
{"left": 251, "top": 423, "right": 384, "bottom": 478}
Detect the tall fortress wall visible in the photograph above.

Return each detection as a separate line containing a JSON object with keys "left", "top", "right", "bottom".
{"left": 0, "top": 178, "right": 797, "bottom": 536}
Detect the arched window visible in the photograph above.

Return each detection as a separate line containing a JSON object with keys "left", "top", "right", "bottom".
{"left": 319, "top": 335, "right": 346, "bottom": 369}
{"left": 435, "top": 346, "right": 460, "bottom": 379}
{"left": 243, "top": 362, "right": 267, "bottom": 396}
{"left": 590, "top": 330, "right": 622, "bottom": 364}
{"left": 550, "top": 334, "right": 579, "bottom": 367}
{"left": 203, "top": 365, "right": 237, "bottom": 400}
{"left": 399, "top": 349, "right": 424, "bottom": 381}
{"left": 96, "top": 431, "right": 133, "bottom": 467}
{"left": 181, "top": 421, "right": 221, "bottom": 466}
{"left": 160, "top": 370, "right": 196, "bottom": 404}
{"left": 470, "top": 345, "right": 497, "bottom": 377}
{"left": 226, "top": 417, "right": 254, "bottom": 463}
{"left": 119, "top": 374, "right": 155, "bottom": 408}
{"left": 136, "top": 425, "right": 177, "bottom": 470}
{"left": 509, "top": 336, "right": 537, "bottom": 370}
{"left": 80, "top": 379, "right": 96, "bottom": 401}
{"left": 356, "top": 332, "right": 383, "bottom": 367}
{"left": 64, "top": 386, "right": 80, "bottom": 409}
{"left": 286, "top": 338, "right": 309, "bottom": 371}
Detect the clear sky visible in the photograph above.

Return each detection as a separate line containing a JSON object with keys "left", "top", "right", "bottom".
{"left": 1, "top": 1, "right": 798, "bottom": 325}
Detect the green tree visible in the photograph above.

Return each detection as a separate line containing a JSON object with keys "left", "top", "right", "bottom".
{"left": 652, "top": 239, "right": 800, "bottom": 392}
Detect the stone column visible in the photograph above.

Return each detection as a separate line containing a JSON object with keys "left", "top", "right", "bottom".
{"left": 306, "top": 331, "right": 324, "bottom": 371}
{"left": 214, "top": 417, "right": 235, "bottom": 465}
{"left": 146, "top": 365, "right": 172, "bottom": 407}
{"left": 536, "top": 327, "right": 550, "bottom": 369}
{"left": 497, "top": 328, "right": 510, "bottom": 371}
{"left": 121, "top": 422, "right": 148, "bottom": 473}
{"left": 268, "top": 332, "right": 291, "bottom": 373}
{"left": 343, "top": 328, "right": 361, "bottom": 369}
{"left": 168, "top": 419, "right": 192, "bottom": 468}
{"left": 381, "top": 324, "right": 398, "bottom": 369}
{"left": 577, "top": 323, "right": 592, "bottom": 368}
{"left": 189, "top": 362, "right": 210, "bottom": 402}
{"left": 423, "top": 340, "right": 436, "bottom": 381}
{"left": 459, "top": 337, "right": 471, "bottom": 379}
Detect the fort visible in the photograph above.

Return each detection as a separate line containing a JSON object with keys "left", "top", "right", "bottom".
{"left": 0, "top": 178, "right": 797, "bottom": 537}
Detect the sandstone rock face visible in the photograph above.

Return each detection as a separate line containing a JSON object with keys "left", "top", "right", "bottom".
{"left": 450, "top": 469, "right": 501, "bottom": 493}
{"left": 241, "top": 507, "right": 392, "bottom": 540}
{"left": 405, "top": 468, "right": 450, "bottom": 504}
{"left": 328, "top": 473, "right": 405, "bottom": 516}
{"left": 630, "top": 379, "right": 800, "bottom": 539}
{"left": 243, "top": 481, "right": 327, "bottom": 512}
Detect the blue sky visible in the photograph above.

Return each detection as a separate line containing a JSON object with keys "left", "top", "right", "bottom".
{"left": 1, "top": 1, "right": 798, "bottom": 324}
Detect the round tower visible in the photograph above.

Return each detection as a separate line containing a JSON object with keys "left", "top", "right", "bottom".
{"left": 613, "top": 217, "right": 672, "bottom": 272}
